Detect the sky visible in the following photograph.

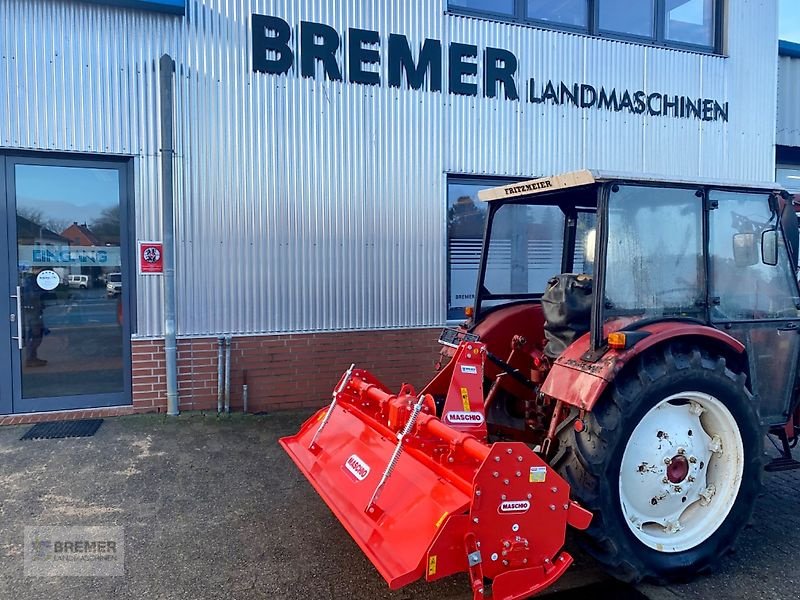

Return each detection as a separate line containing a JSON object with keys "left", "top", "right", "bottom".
{"left": 781, "top": 0, "right": 800, "bottom": 43}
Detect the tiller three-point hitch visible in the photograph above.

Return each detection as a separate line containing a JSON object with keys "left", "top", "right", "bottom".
{"left": 280, "top": 341, "right": 592, "bottom": 600}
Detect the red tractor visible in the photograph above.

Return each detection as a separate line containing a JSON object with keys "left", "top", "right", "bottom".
{"left": 282, "top": 170, "right": 800, "bottom": 599}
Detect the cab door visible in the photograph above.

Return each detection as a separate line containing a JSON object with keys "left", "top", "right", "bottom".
{"left": 708, "top": 190, "right": 800, "bottom": 426}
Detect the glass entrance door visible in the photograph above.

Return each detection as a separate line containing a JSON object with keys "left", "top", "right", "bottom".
{"left": 3, "top": 156, "right": 131, "bottom": 413}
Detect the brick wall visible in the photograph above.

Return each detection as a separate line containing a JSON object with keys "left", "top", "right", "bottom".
{"left": 131, "top": 328, "right": 442, "bottom": 414}
{"left": 131, "top": 339, "right": 167, "bottom": 412}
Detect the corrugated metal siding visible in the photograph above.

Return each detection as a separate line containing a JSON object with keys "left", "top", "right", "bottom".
{"left": 0, "top": 0, "right": 779, "bottom": 337}
{"left": 778, "top": 54, "right": 800, "bottom": 147}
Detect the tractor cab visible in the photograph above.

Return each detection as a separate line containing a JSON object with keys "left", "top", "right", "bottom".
{"left": 460, "top": 170, "right": 800, "bottom": 432}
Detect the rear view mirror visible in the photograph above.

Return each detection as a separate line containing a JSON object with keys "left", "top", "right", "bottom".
{"left": 762, "top": 228, "right": 778, "bottom": 266}
{"left": 732, "top": 233, "right": 758, "bottom": 267}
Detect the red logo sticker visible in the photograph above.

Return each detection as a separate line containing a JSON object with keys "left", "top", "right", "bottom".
{"left": 445, "top": 411, "right": 485, "bottom": 425}
{"left": 498, "top": 500, "right": 530, "bottom": 514}
{"left": 343, "top": 454, "right": 370, "bottom": 481}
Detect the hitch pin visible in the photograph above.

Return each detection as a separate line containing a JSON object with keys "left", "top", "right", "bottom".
{"left": 309, "top": 363, "right": 355, "bottom": 451}
{"left": 366, "top": 393, "right": 427, "bottom": 517}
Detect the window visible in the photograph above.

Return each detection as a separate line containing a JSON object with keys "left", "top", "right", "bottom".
{"left": 665, "top": 0, "right": 716, "bottom": 47}
{"left": 447, "top": 178, "right": 598, "bottom": 320}
{"left": 527, "top": 0, "right": 588, "bottom": 28}
{"left": 777, "top": 164, "right": 800, "bottom": 194}
{"left": 777, "top": 147, "right": 800, "bottom": 198}
{"left": 573, "top": 211, "right": 597, "bottom": 274}
{"left": 483, "top": 203, "right": 566, "bottom": 298}
{"left": 599, "top": 0, "right": 655, "bottom": 38}
{"left": 709, "top": 191, "right": 800, "bottom": 321}
{"left": 448, "top": 0, "right": 720, "bottom": 52}
{"left": 604, "top": 185, "right": 704, "bottom": 320}
{"left": 447, "top": 177, "right": 587, "bottom": 320}
{"left": 449, "top": 0, "right": 514, "bottom": 16}
{"left": 448, "top": 178, "right": 510, "bottom": 320}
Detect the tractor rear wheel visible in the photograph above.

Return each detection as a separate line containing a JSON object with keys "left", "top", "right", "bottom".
{"left": 553, "top": 344, "right": 762, "bottom": 583}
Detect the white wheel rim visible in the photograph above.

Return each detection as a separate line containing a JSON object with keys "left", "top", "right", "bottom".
{"left": 618, "top": 391, "right": 744, "bottom": 553}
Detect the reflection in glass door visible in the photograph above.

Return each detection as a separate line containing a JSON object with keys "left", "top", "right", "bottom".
{"left": 4, "top": 157, "right": 131, "bottom": 413}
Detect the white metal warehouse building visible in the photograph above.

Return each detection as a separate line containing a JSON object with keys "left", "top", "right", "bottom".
{"left": 0, "top": 0, "right": 791, "bottom": 418}
{"left": 778, "top": 39, "right": 800, "bottom": 196}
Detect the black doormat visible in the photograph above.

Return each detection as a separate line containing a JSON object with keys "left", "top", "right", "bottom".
{"left": 20, "top": 419, "right": 104, "bottom": 440}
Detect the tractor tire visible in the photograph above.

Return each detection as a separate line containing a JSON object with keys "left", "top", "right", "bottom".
{"left": 553, "top": 343, "right": 762, "bottom": 583}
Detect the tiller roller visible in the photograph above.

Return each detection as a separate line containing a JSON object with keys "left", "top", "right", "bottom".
{"left": 280, "top": 341, "right": 592, "bottom": 600}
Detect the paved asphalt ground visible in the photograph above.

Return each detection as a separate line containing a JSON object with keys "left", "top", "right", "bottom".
{"left": 0, "top": 410, "right": 797, "bottom": 600}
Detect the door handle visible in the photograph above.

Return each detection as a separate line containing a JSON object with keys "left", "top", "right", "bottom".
{"left": 10, "top": 286, "right": 22, "bottom": 350}
{"left": 778, "top": 322, "right": 799, "bottom": 332}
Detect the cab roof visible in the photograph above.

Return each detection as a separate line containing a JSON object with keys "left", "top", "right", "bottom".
{"left": 476, "top": 169, "right": 785, "bottom": 202}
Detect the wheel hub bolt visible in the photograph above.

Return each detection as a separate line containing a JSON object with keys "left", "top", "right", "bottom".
{"left": 689, "top": 456, "right": 697, "bottom": 464}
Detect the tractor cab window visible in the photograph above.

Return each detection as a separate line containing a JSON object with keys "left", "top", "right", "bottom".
{"left": 708, "top": 191, "right": 800, "bottom": 321}
{"left": 604, "top": 185, "right": 703, "bottom": 321}
{"left": 482, "top": 203, "right": 566, "bottom": 303}
{"left": 574, "top": 211, "right": 597, "bottom": 275}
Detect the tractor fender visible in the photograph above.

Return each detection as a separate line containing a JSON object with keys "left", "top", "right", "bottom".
{"left": 540, "top": 322, "right": 745, "bottom": 412}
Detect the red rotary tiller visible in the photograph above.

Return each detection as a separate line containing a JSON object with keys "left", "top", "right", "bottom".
{"left": 281, "top": 341, "right": 592, "bottom": 600}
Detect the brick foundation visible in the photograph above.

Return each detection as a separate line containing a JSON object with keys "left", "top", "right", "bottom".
{"left": 131, "top": 328, "right": 442, "bottom": 414}
{"left": 0, "top": 406, "right": 135, "bottom": 426}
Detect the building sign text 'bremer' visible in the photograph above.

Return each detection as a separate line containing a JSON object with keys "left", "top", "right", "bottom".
{"left": 251, "top": 14, "right": 729, "bottom": 122}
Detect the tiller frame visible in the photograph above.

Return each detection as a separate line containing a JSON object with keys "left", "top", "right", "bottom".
{"left": 280, "top": 341, "right": 592, "bottom": 600}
